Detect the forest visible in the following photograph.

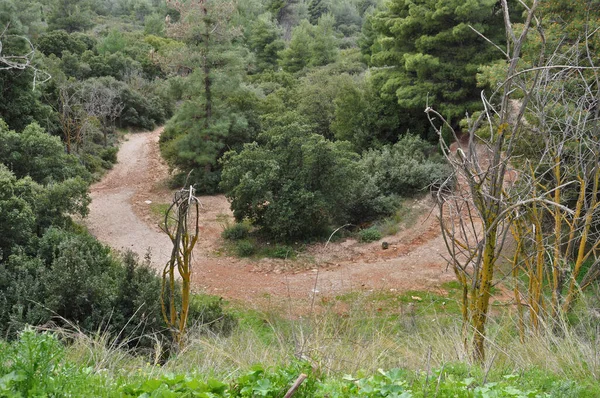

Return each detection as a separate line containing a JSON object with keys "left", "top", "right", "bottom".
{"left": 1, "top": 0, "right": 600, "bottom": 396}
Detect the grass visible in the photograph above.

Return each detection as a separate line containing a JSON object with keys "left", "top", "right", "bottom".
{"left": 149, "top": 202, "right": 172, "bottom": 230}
{"left": 375, "top": 199, "right": 424, "bottom": 237}
{"left": 2, "top": 290, "right": 600, "bottom": 396}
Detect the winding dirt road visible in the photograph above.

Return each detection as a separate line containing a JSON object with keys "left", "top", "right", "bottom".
{"left": 85, "top": 128, "right": 455, "bottom": 305}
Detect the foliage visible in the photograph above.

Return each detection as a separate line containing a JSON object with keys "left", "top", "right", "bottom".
{"left": 360, "top": 135, "right": 451, "bottom": 196}
{"left": 0, "top": 227, "right": 236, "bottom": 348}
{"left": 366, "top": 0, "right": 509, "bottom": 135}
{"left": 248, "top": 13, "right": 285, "bottom": 73}
{"left": 331, "top": 72, "right": 402, "bottom": 150}
{"left": 47, "top": 0, "right": 94, "bottom": 32}
{"left": 235, "top": 240, "right": 256, "bottom": 257}
{"left": 222, "top": 222, "right": 251, "bottom": 241}
{"left": 279, "top": 16, "right": 338, "bottom": 73}
{"left": 188, "top": 294, "right": 238, "bottom": 336}
{"left": 36, "top": 30, "right": 89, "bottom": 57}
{"left": 0, "top": 66, "right": 52, "bottom": 132}
{"left": 220, "top": 123, "right": 364, "bottom": 240}
{"left": 0, "top": 120, "right": 90, "bottom": 184}
{"left": 0, "top": 329, "right": 594, "bottom": 397}
{"left": 158, "top": 0, "right": 257, "bottom": 193}
{"left": 0, "top": 165, "right": 36, "bottom": 255}
{"left": 0, "top": 329, "right": 105, "bottom": 397}
{"left": 358, "top": 227, "right": 382, "bottom": 242}
{"left": 0, "top": 121, "right": 90, "bottom": 255}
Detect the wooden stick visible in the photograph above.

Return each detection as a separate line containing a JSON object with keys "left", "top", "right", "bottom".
{"left": 284, "top": 374, "right": 307, "bottom": 398}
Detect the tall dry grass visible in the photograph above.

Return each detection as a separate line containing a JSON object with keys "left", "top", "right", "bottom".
{"left": 56, "top": 291, "right": 599, "bottom": 382}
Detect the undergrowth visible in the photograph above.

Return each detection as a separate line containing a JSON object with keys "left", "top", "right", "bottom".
{"left": 2, "top": 291, "right": 600, "bottom": 397}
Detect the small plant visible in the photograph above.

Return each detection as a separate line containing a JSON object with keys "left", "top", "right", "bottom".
{"left": 359, "top": 227, "right": 382, "bottom": 243}
{"left": 236, "top": 240, "right": 255, "bottom": 257}
{"left": 222, "top": 222, "right": 251, "bottom": 241}
{"left": 265, "top": 245, "right": 295, "bottom": 259}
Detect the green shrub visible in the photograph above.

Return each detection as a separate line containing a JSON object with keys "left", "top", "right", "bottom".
{"left": 222, "top": 222, "right": 251, "bottom": 241}
{"left": 359, "top": 227, "right": 382, "bottom": 242}
{"left": 99, "top": 147, "right": 118, "bottom": 164}
{"left": 360, "top": 134, "right": 452, "bottom": 196}
{"left": 0, "top": 228, "right": 234, "bottom": 350}
{"left": 267, "top": 245, "right": 295, "bottom": 259}
{"left": 235, "top": 240, "right": 256, "bottom": 257}
{"left": 221, "top": 124, "right": 363, "bottom": 241}
{"left": 188, "top": 295, "right": 237, "bottom": 336}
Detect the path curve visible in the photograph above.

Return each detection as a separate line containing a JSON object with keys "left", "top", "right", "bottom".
{"left": 85, "top": 128, "right": 455, "bottom": 306}
{"left": 85, "top": 128, "right": 172, "bottom": 268}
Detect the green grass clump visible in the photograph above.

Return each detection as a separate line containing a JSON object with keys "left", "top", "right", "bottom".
{"left": 222, "top": 222, "right": 251, "bottom": 241}
{"left": 359, "top": 227, "right": 382, "bottom": 242}
{"left": 260, "top": 244, "right": 296, "bottom": 259}
{"left": 235, "top": 240, "right": 256, "bottom": 257}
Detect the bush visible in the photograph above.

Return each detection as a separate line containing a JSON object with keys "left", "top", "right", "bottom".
{"left": 235, "top": 240, "right": 256, "bottom": 257}
{"left": 267, "top": 245, "right": 295, "bottom": 259}
{"left": 221, "top": 222, "right": 250, "bottom": 241}
{"left": 221, "top": 124, "right": 363, "bottom": 241}
{"left": 99, "top": 147, "right": 118, "bottom": 164}
{"left": 188, "top": 295, "right": 237, "bottom": 336}
{"left": 0, "top": 228, "right": 235, "bottom": 349}
{"left": 360, "top": 134, "right": 452, "bottom": 196}
{"left": 359, "top": 227, "right": 382, "bottom": 242}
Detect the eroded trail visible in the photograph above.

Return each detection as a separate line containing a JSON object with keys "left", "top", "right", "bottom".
{"left": 85, "top": 129, "right": 454, "bottom": 306}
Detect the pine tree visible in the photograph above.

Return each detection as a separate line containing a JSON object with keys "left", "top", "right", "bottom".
{"left": 159, "top": 0, "right": 258, "bottom": 193}
{"left": 309, "top": 13, "right": 338, "bottom": 67}
{"left": 368, "top": 0, "right": 508, "bottom": 135}
{"left": 248, "top": 13, "right": 285, "bottom": 73}
{"left": 308, "top": 0, "right": 329, "bottom": 25}
{"left": 279, "top": 20, "right": 313, "bottom": 73}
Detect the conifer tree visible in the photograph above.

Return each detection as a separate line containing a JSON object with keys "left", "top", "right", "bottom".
{"left": 308, "top": 0, "right": 328, "bottom": 25}
{"left": 368, "top": 0, "right": 508, "bottom": 134}
{"left": 248, "top": 13, "right": 285, "bottom": 73}
{"left": 279, "top": 19, "right": 313, "bottom": 73}
{"left": 160, "top": 0, "right": 257, "bottom": 193}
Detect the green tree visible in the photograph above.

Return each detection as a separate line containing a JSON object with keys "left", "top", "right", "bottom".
{"left": 308, "top": 0, "right": 329, "bottom": 25}
{"left": 0, "top": 3, "right": 52, "bottom": 131}
{"left": 296, "top": 69, "right": 352, "bottom": 139}
{"left": 248, "top": 13, "right": 285, "bottom": 73}
{"left": 0, "top": 121, "right": 89, "bottom": 184}
{"left": 0, "top": 165, "right": 36, "bottom": 255}
{"left": 159, "top": 0, "right": 258, "bottom": 193}
{"left": 368, "top": 0, "right": 508, "bottom": 134}
{"left": 97, "top": 29, "right": 127, "bottom": 55}
{"left": 36, "top": 30, "right": 88, "bottom": 57}
{"left": 309, "top": 13, "right": 338, "bottom": 67}
{"left": 279, "top": 19, "right": 313, "bottom": 73}
{"left": 144, "top": 12, "right": 166, "bottom": 36}
{"left": 331, "top": 1, "right": 362, "bottom": 36}
{"left": 331, "top": 74, "right": 399, "bottom": 150}
{"left": 0, "top": 120, "right": 90, "bottom": 237}
{"left": 48, "top": 0, "right": 94, "bottom": 32}
{"left": 279, "top": 14, "right": 338, "bottom": 73}
{"left": 0, "top": 69, "right": 51, "bottom": 132}
{"left": 220, "top": 122, "right": 362, "bottom": 240}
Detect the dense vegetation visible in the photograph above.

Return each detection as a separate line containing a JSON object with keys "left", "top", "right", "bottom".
{"left": 0, "top": 0, "right": 234, "bottom": 349}
{"left": 2, "top": 0, "right": 600, "bottom": 394}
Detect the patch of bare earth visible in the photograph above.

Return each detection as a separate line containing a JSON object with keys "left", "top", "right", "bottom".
{"left": 85, "top": 128, "right": 457, "bottom": 307}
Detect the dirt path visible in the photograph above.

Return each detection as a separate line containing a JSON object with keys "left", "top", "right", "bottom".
{"left": 85, "top": 129, "right": 455, "bottom": 306}
{"left": 85, "top": 128, "right": 172, "bottom": 268}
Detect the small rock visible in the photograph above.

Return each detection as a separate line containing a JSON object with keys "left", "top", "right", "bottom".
{"left": 145, "top": 200, "right": 152, "bottom": 204}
